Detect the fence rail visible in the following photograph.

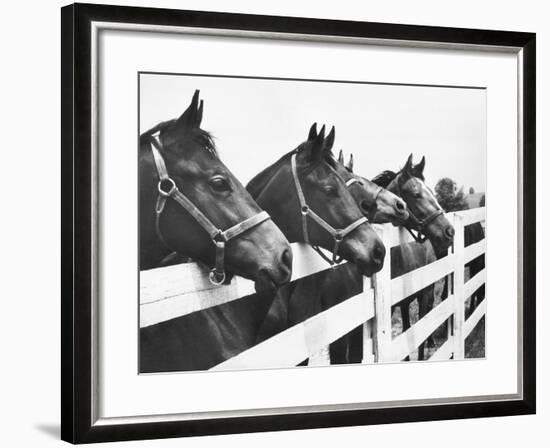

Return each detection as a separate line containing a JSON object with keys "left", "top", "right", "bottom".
{"left": 140, "top": 207, "right": 486, "bottom": 367}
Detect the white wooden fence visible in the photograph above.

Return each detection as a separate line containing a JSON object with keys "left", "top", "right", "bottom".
{"left": 140, "top": 207, "right": 486, "bottom": 370}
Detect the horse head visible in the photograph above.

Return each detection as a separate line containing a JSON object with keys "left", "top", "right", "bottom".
{"left": 374, "top": 154, "right": 455, "bottom": 254}
{"left": 247, "top": 123, "right": 385, "bottom": 276}
{"left": 331, "top": 147, "right": 409, "bottom": 225}
{"left": 139, "top": 90, "right": 292, "bottom": 291}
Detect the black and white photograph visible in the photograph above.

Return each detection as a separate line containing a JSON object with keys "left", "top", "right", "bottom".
{"left": 54, "top": 2, "right": 536, "bottom": 444}
{"left": 138, "top": 73, "right": 487, "bottom": 373}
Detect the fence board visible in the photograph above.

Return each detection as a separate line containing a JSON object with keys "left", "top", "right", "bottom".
{"left": 459, "top": 207, "right": 486, "bottom": 226}
{"left": 383, "top": 225, "right": 416, "bottom": 249}
{"left": 463, "top": 298, "right": 487, "bottom": 339}
{"left": 140, "top": 279, "right": 255, "bottom": 328}
{"left": 211, "top": 290, "right": 375, "bottom": 371}
{"left": 386, "top": 296, "right": 455, "bottom": 362}
{"left": 140, "top": 243, "right": 336, "bottom": 327}
{"left": 429, "top": 339, "right": 453, "bottom": 361}
{"left": 464, "top": 239, "right": 486, "bottom": 264}
{"left": 390, "top": 255, "right": 455, "bottom": 306}
{"left": 464, "top": 269, "right": 486, "bottom": 299}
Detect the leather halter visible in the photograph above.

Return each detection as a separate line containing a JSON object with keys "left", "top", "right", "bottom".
{"left": 149, "top": 134, "right": 271, "bottom": 285}
{"left": 291, "top": 153, "right": 368, "bottom": 265}
{"left": 391, "top": 176, "right": 444, "bottom": 243}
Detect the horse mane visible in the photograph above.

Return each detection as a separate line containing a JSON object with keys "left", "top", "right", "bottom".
{"left": 372, "top": 170, "right": 397, "bottom": 187}
{"left": 246, "top": 142, "right": 336, "bottom": 197}
{"left": 246, "top": 151, "right": 295, "bottom": 198}
{"left": 372, "top": 165, "right": 425, "bottom": 187}
{"left": 140, "top": 120, "right": 218, "bottom": 157}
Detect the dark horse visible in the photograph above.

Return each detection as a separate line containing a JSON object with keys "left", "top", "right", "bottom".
{"left": 337, "top": 149, "right": 410, "bottom": 226}
{"left": 139, "top": 90, "right": 292, "bottom": 289}
{"left": 370, "top": 154, "right": 455, "bottom": 360}
{"left": 252, "top": 125, "right": 410, "bottom": 361}
{"left": 247, "top": 123, "right": 386, "bottom": 276}
{"left": 140, "top": 91, "right": 293, "bottom": 372}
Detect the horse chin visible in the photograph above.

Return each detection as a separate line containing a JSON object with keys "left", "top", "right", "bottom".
{"left": 356, "top": 259, "right": 384, "bottom": 277}
{"left": 431, "top": 238, "right": 452, "bottom": 257}
{"left": 253, "top": 271, "right": 278, "bottom": 293}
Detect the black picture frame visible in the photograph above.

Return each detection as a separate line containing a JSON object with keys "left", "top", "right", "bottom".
{"left": 61, "top": 2, "right": 536, "bottom": 444}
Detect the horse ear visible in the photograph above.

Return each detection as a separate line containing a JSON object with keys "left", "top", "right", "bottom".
{"left": 196, "top": 99, "right": 204, "bottom": 128}
{"left": 338, "top": 149, "right": 344, "bottom": 164}
{"left": 403, "top": 153, "right": 414, "bottom": 173}
{"left": 346, "top": 154, "right": 354, "bottom": 172}
{"left": 413, "top": 156, "right": 426, "bottom": 176}
{"left": 324, "top": 126, "right": 335, "bottom": 153}
{"left": 307, "top": 124, "right": 326, "bottom": 163}
{"left": 307, "top": 123, "right": 318, "bottom": 141}
{"left": 175, "top": 90, "right": 201, "bottom": 129}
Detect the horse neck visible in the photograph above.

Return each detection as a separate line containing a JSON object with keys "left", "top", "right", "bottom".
{"left": 251, "top": 162, "right": 303, "bottom": 243}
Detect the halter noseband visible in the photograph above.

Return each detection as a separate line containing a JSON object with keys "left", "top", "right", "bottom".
{"left": 149, "top": 134, "right": 271, "bottom": 285}
{"left": 291, "top": 153, "right": 368, "bottom": 265}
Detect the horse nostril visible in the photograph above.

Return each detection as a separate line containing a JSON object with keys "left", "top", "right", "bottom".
{"left": 281, "top": 248, "right": 293, "bottom": 272}
{"left": 360, "top": 200, "right": 371, "bottom": 215}
{"left": 395, "top": 200, "right": 405, "bottom": 211}
{"left": 445, "top": 226, "right": 455, "bottom": 239}
{"left": 372, "top": 243, "right": 386, "bottom": 265}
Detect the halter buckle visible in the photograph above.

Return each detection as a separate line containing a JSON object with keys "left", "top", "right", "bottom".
{"left": 334, "top": 230, "right": 344, "bottom": 242}
{"left": 158, "top": 178, "right": 177, "bottom": 197}
{"left": 209, "top": 269, "right": 226, "bottom": 286}
{"left": 212, "top": 230, "right": 226, "bottom": 243}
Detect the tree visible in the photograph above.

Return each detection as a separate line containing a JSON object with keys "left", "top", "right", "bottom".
{"left": 469, "top": 186, "right": 475, "bottom": 194}
{"left": 479, "top": 194, "right": 485, "bottom": 207}
{"left": 435, "top": 177, "right": 468, "bottom": 212}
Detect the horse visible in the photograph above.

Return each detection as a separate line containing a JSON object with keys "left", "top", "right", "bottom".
{"left": 140, "top": 90, "right": 294, "bottom": 372}
{"left": 247, "top": 123, "right": 386, "bottom": 276}
{"left": 139, "top": 90, "right": 292, "bottom": 290}
{"left": 369, "top": 154, "right": 455, "bottom": 361}
{"left": 336, "top": 149, "right": 409, "bottom": 226}
{"left": 252, "top": 125, "right": 411, "bottom": 363}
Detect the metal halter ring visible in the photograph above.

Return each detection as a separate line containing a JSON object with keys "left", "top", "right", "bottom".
{"left": 301, "top": 206, "right": 309, "bottom": 215}
{"left": 334, "top": 230, "right": 344, "bottom": 242}
{"left": 157, "top": 178, "right": 177, "bottom": 197}
{"left": 208, "top": 269, "right": 226, "bottom": 286}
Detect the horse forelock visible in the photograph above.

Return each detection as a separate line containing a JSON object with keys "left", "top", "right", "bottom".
{"left": 372, "top": 170, "right": 397, "bottom": 187}
{"left": 140, "top": 120, "right": 219, "bottom": 159}
{"left": 373, "top": 165, "right": 426, "bottom": 189}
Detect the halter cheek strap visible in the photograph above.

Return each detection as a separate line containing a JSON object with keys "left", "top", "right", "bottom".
{"left": 150, "top": 134, "right": 271, "bottom": 285}
{"left": 291, "top": 153, "right": 368, "bottom": 265}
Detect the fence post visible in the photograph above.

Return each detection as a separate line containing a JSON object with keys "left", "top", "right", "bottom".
{"left": 371, "top": 227, "right": 392, "bottom": 363}
{"left": 452, "top": 213, "right": 465, "bottom": 360}
{"left": 362, "top": 276, "right": 375, "bottom": 364}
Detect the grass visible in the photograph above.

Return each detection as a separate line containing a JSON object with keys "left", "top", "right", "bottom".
{"left": 390, "top": 274, "right": 485, "bottom": 361}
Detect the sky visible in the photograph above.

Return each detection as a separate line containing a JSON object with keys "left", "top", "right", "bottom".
{"left": 140, "top": 73, "right": 486, "bottom": 193}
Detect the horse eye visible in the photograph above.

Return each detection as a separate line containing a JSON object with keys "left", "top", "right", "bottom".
{"left": 210, "top": 176, "right": 231, "bottom": 192}
{"left": 323, "top": 185, "right": 338, "bottom": 197}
